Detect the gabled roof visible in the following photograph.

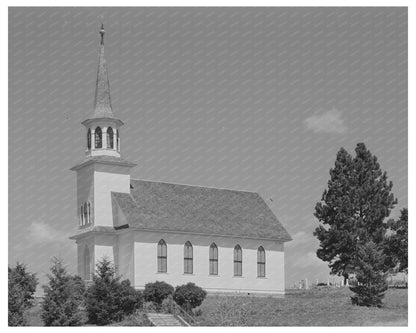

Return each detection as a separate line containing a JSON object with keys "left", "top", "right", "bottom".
{"left": 111, "top": 179, "right": 292, "bottom": 242}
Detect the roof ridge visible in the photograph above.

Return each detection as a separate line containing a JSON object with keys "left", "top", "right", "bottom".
{"left": 130, "top": 178, "right": 259, "bottom": 194}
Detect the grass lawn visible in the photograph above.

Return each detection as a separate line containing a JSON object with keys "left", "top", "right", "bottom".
{"left": 195, "top": 287, "right": 408, "bottom": 326}
{"left": 23, "top": 287, "right": 407, "bottom": 326}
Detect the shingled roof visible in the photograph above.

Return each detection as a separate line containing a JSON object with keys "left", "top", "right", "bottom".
{"left": 70, "top": 155, "right": 136, "bottom": 171}
{"left": 111, "top": 179, "right": 292, "bottom": 242}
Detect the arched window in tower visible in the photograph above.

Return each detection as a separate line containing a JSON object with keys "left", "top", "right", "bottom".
{"left": 95, "top": 127, "right": 102, "bottom": 148}
{"left": 106, "top": 127, "right": 114, "bottom": 149}
{"left": 257, "top": 246, "right": 266, "bottom": 277}
{"left": 80, "top": 205, "right": 84, "bottom": 226}
{"left": 84, "top": 247, "right": 91, "bottom": 280}
{"left": 83, "top": 202, "right": 88, "bottom": 224}
{"left": 184, "top": 241, "right": 193, "bottom": 274}
{"left": 234, "top": 245, "right": 242, "bottom": 276}
{"left": 157, "top": 239, "right": 167, "bottom": 273}
{"left": 209, "top": 243, "right": 218, "bottom": 275}
{"left": 116, "top": 129, "right": 120, "bottom": 151}
{"left": 87, "top": 128, "right": 91, "bottom": 150}
{"left": 87, "top": 202, "right": 91, "bottom": 224}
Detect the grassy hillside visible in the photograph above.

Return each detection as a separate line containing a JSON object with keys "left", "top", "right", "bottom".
{"left": 195, "top": 287, "right": 408, "bottom": 326}
{"left": 23, "top": 287, "right": 407, "bottom": 326}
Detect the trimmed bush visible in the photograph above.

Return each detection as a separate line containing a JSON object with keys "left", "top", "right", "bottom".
{"left": 85, "top": 258, "right": 143, "bottom": 325}
{"left": 41, "top": 258, "right": 86, "bottom": 326}
{"left": 143, "top": 281, "right": 174, "bottom": 309}
{"left": 8, "top": 263, "right": 38, "bottom": 326}
{"left": 173, "top": 282, "right": 207, "bottom": 312}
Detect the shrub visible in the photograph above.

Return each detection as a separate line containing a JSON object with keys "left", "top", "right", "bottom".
{"left": 349, "top": 242, "right": 389, "bottom": 307}
{"left": 8, "top": 263, "right": 38, "bottom": 326}
{"left": 119, "top": 279, "right": 144, "bottom": 315}
{"left": 173, "top": 283, "right": 207, "bottom": 312}
{"left": 85, "top": 258, "right": 143, "bottom": 325}
{"left": 161, "top": 295, "right": 174, "bottom": 313}
{"left": 41, "top": 258, "right": 86, "bottom": 326}
{"left": 143, "top": 281, "right": 174, "bottom": 309}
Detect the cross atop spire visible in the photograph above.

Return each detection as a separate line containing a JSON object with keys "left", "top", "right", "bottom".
{"left": 93, "top": 23, "right": 113, "bottom": 118}
{"left": 100, "top": 23, "right": 105, "bottom": 45}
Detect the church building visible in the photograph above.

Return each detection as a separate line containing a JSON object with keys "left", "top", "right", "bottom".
{"left": 70, "top": 25, "right": 292, "bottom": 296}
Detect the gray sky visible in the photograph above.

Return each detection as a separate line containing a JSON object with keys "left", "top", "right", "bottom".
{"left": 9, "top": 7, "right": 407, "bottom": 288}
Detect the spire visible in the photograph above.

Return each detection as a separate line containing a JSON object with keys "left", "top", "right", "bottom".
{"left": 93, "top": 23, "right": 113, "bottom": 118}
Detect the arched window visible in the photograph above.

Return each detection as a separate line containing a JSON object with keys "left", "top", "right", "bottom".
{"left": 84, "top": 247, "right": 91, "bottom": 280}
{"left": 83, "top": 202, "right": 88, "bottom": 224}
{"left": 257, "top": 246, "right": 266, "bottom": 277}
{"left": 80, "top": 205, "right": 84, "bottom": 225}
{"left": 87, "top": 128, "right": 91, "bottom": 149}
{"left": 157, "top": 239, "right": 167, "bottom": 273}
{"left": 184, "top": 241, "right": 193, "bottom": 274}
{"left": 116, "top": 129, "right": 120, "bottom": 151}
{"left": 87, "top": 202, "right": 91, "bottom": 224}
{"left": 95, "top": 127, "right": 102, "bottom": 148}
{"left": 107, "top": 127, "right": 114, "bottom": 149}
{"left": 209, "top": 243, "right": 218, "bottom": 275}
{"left": 234, "top": 245, "right": 242, "bottom": 276}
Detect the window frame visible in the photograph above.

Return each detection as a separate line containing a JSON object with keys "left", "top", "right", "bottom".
{"left": 209, "top": 243, "right": 218, "bottom": 275}
{"left": 257, "top": 246, "right": 266, "bottom": 277}
{"left": 95, "top": 127, "right": 102, "bottom": 148}
{"left": 107, "top": 127, "right": 114, "bottom": 149}
{"left": 157, "top": 239, "right": 167, "bottom": 273}
{"left": 233, "top": 244, "right": 242, "bottom": 277}
{"left": 184, "top": 241, "right": 193, "bottom": 274}
{"left": 87, "top": 128, "right": 91, "bottom": 149}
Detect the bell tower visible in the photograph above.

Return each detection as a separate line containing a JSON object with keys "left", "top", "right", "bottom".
{"left": 70, "top": 24, "right": 136, "bottom": 280}
{"left": 83, "top": 24, "right": 122, "bottom": 158}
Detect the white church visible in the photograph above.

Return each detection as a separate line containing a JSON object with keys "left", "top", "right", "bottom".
{"left": 70, "top": 25, "right": 292, "bottom": 296}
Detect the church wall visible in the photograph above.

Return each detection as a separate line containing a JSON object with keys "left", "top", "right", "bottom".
{"left": 93, "top": 167, "right": 130, "bottom": 227}
{"left": 76, "top": 164, "right": 94, "bottom": 217}
{"left": 75, "top": 237, "right": 94, "bottom": 279}
{"left": 132, "top": 230, "right": 285, "bottom": 295}
{"left": 118, "top": 232, "right": 134, "bottom": 282}
{"left": 93, "top": 234, "right": 117, "bottom": 268}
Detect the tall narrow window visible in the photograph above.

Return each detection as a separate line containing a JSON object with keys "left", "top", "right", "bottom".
{"left": 84, "top": 247, "right": 91, "bottom": 280}
{"left": 209, "top": 243, "right": 218, "bottom": 275}
{"left": 83, "top": 202, "right": 88, "bottom": 224}
{"left": 157, "top": 239, "right": 167, "bottom": 273}
{"left": 87, "top": 128, "right": 91, "bottom": 149}
{"left": 107, "top": 127, "right": 114, "bottom": 149}
{"left": 80, "top": 206, "right": 84, "bottom": 225}
{"left": 234, "top": 245, "right": 242, "bottom": 276}
{"left": 87, "top": 202, "right": 91, "bottom": 224}
{"left": 116, "top": 129, "right": 120, "bottom": 151}
{"left": 95, "top": 127, "right": 102, "bottom": 148}
{"left": 257, "top": 246, "right": 266, "bottom": 277}
{"left": 184, "top": 241, "right": 193, "bottom": 274}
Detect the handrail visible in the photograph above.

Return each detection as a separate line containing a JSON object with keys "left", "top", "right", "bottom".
{"left": 169, "top": 299, "right": 196, "bottom": 326}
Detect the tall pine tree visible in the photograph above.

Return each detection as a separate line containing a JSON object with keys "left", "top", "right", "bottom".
{"left": 314, "top": 143, "right": 397, "bottom": 288}
{"left": 385, "top": 208, "right": 408, "bottom": 273}
{"left": 41, "top": 258, "right": 85, "bottom": 326}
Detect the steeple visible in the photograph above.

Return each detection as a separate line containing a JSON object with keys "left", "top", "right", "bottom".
{"left": 93, "top": 23, "right": 113, "bottom": 118}
{"left": 81, "top": 24, "right": 124, "bottom": 158}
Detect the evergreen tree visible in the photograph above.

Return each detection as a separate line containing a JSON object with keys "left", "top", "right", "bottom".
{"left": 350, "top": 241, "right": 388, "bottom": 307}
{"left": 41, "top": 258, "right": 85, "bottom": 326}
{"left": 85, "top": 258, "right": 142, "bottom": 325}
{"left": 314, "top": 143, "right": 397, "bottom": 305}
{"left": 8, "top": 263, "right": 38, "bottom": 326}
{"left": 385, "top": 208, "right": 408, "bottom": 272}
